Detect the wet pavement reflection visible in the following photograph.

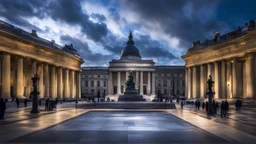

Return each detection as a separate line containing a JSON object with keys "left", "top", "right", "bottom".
{"left": 10, "top": 111, "right": 227, "bottom": 143}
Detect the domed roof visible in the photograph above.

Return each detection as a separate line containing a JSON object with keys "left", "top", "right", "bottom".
{"left": 120, "top": 31, "right": 142, "bottom": 60}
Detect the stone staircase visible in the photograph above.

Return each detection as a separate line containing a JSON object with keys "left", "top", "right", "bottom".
{"left": 82, "top": 102, "right": 176, "bottom": 109}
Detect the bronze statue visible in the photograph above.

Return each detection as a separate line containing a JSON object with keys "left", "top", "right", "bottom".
{"left": 126, "top": 70, "right": 135, "bottom": 90}
{"left": 207, "top": 75, "right": 214, "bottom": 92}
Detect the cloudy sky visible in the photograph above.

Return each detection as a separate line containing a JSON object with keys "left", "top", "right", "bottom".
{"left": 0, "top": 0, "right": 255, "bottom": 66}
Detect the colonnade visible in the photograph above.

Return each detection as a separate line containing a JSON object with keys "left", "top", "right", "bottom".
{"left": 0, "top": 52, "right": 81, "bottom": 99}
{"left": 108, "top": 71, "right": 155, "bottom": 95}
{"left": 185, "top": 53, "right": 256, "bottom": 99}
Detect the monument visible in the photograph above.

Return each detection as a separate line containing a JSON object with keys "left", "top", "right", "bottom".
{"left": 118, "top": 71, "right": 145, "bottom": 101}
{"left": 207, "top": 75, "right": 215, "bottom": 115}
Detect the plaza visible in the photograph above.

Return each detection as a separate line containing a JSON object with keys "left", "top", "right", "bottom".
{"left": 1, "top": 102, "right": 256, "bottom": 143}
{"left": 1, "top": 1, "right": 256, "bottom": 143}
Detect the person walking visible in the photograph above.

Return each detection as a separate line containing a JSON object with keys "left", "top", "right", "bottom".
{"left": 221, "top": 101, "right": 225, "bottom": 117}
{"left": 195, "top": 100, "right": 198, "bottom": 109}
{"left": 45, "top": 98, "right": 49, "bottom": 111}
{"left": 75, "top": 99, "right": 78, "bottom": 108}
{"left": 197, "top": 100, "right": 201, "bottom": 110}
{"left": 202, "top": 102, "right": 205, "bottom": 110}
{"left": 215, "top": 102, "right": 219, "bottom": 114}
{"left": 24, "top": 98, "right": 28, "bottom": 107}
{"left": 181, "top": 101, "right": 184, "bottom": 109}
{"left": 212, "top": 100, "right": 216, "bottom": 113}
{"left": 205, "top": 101, "right": 209, "bottom": 112}
{"left": 224, "top": 100, "right": 229, "bottom": 117}
{"left": 0, "top": 98, "right": 6, "bottom": 119}
{"left": 16, "top": 98, "right": 20, "bottom": 108}
{"left": 238, "top": 99, "right": 242, "bottom": 110}
{"left": 235, "top": 99, "right": 239, "bottom": 111}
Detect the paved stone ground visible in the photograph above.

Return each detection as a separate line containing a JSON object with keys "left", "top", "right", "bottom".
{"left": 180, "top": 103, "right": 256, "bottom": 137}
{"left": 1, "top": 101, "right": 256, "bottom": 143}
{"left": 9, "top": 111, "right": 227, "bottom": 144}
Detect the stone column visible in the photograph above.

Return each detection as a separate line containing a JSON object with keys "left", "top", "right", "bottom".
{"left": 136, "top": 71, "right": 139, "bottom": 89}
{"left": 108, "top": 71, "right": 113, "bottom": 95}
{"left": 50, "top": 65, "right": 56, "bottom": 98}
{"left": 192, "top": 66, "right": 197, "bottom": 98}
{"left": 38, "top": 63, "right": 44, "bottom": 98}
{"left": 57, "top": 67, "right": 63, "bottom": 99}
{"left": 200, "top": 64, "right": 206, "bottom": 98}
{"left": 152, "top": 72, "right": 155, "bottom": 95}
{"left": 245, "top": 53, "right": 255, "bottom": 98}
{"left": 117, "top": 72, "right": 121, "bottom": 94}
{"left": 187, "top": 67, "right": 192, "bottom": 99}
{"left": 2, "top": 53, "right": 11, "bottom": 98}
{"left": 232, "top": 59, "right": 238, "bottom": 99}
{"left": 76, "top": 71, "right": 81, "bottom": 98}
{"left": 16, "top": 57, "right": 23, "bottom": 98}
{"left": 214, "top": 62, "right": 220, "bottom": 99}
{"left": 63, "top": 69, "right": 69, "bottom": 98}
{"left": 44, "top": 64, "right": 49, "bottom": 98}
{"left": 147, "top": 72, "right": 151, "bottom": 95}
{"left": 70, "top": 70, "right": 75, "bottom": 98}
{"left": 221, "top": 60, "right": 226, "bottom": 99}
{"left": 226, "top": 62, "right": 231, "bottom": 99}
{"left": 140, "top": 71, "right": 143, "bottom": 95}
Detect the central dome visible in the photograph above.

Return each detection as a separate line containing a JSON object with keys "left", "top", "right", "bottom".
{"left": 120, "top": 31, "right": 142, "bottom": 60}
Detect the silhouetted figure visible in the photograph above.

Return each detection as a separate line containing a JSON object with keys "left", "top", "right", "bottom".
{"left": 215, "top": 102, "right": 219, "bottom": 114}
{"left": 0, "top": 98, "right": 6, "bottom": 119}
{"left": 16, "top": 98, "right": 20, "bottom": 108}
{"left": 97, "top": 92, "right": 100, "bottom": 102}
{"left": 181, "top": 101, "right": 184, "bottom": 109}
{"left": 213, "top": 100, "right": 216, "bottom": 113}
{"left": 221, "top": 101, "right": 225, "bottom": 117}
{"left": 235, "top": 100, "right": 239, "bottom": 111}
{"left": 45, "top": 98, "right": 49, "bottom": 111}
{"left": 205, "top": 101, "right": 209, "bottom": 112}
{"left": 238, "top": 99, "right": 242, "bottom": 110}
{"left": 157, "top": 91, "right": 161, "bottom": 102}
{"left": 24, "top": 98, "right": 28, "bottom": 107}
{"left": 195, "top": 100, "right": 198, "bottom": 109}
{"left": 197, "top": 100, "right": 201, "bottom": 110}
{"left": 202, "top": 102, "right": 205, "bottom": 110}
{"left": 75, "top": 99, "right": 78, "bottom": 108}
{"left": 224, "top": 100, "right": 229, "bottom": 117}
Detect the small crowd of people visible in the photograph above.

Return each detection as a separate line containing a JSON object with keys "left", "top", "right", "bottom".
{"left": 45, "top": 98, "right": 58, "bottom": 111}
{"left": 15, "top": 98, "right": 28, "bottom": 108}
{"left": 191, "top": 99, "right": 231, "bottom": 117}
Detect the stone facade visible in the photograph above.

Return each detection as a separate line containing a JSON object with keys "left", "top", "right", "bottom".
{"left": 0, "top": 20, "right": 83, "bottom": 99}
{"left": 81, "top": 66, "right": 185, "bottom": 97}
{"left": 81, "top": 67, "right": 108, "bottom": 97}
{"left": 182, "top": 20, "right": 256, "bottom": 99}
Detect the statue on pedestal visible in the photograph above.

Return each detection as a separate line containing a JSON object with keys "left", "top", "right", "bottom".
{"left": 126, "top": 71, "right": 135, "bottom": 91}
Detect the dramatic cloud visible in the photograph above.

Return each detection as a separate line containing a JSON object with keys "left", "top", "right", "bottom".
{"left": 0, "top": 0, "right": 255, "bottom": 66}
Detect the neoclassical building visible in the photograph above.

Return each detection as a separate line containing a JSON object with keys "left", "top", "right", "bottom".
{"left": 81, "top": 32, "right": 185, "bottom": 100}
{"left": 182, "top": 20, "right": 256, "bottom": 99}
{"left": 0, "top": 20, "right": 84, "bottom": 99}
